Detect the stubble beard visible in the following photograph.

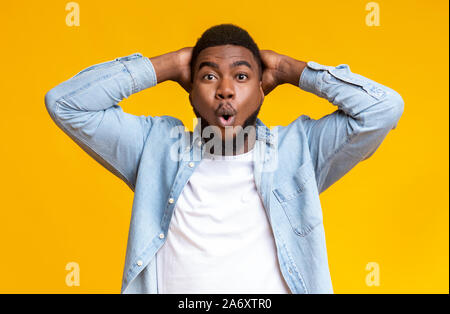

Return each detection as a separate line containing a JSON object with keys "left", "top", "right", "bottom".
{"left": 192, "top": 103, "right": 262, "bottom": 155}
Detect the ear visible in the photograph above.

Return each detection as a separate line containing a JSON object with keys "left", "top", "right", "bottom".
{"left": 259, "top": 81, "right": 265, "bottom": 104}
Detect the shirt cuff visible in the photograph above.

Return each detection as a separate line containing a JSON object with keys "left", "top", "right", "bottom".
{"left": 115, "top": 53, "right": 158, "bottom": 93}
{"left": 298, "top": 61, "right": 334, "bottom": 96}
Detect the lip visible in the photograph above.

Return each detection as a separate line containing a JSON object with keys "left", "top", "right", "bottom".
{"left": 216, "top": 115, "right": 236, "bottom": 127}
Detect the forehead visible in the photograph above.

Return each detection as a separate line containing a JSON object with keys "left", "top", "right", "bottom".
{"left": 196, "top": 45, "right": 256, "bottom": 70}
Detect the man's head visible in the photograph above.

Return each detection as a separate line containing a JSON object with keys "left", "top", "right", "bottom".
{"left": 188, "top": 24, "right": 265, "bottom": 152}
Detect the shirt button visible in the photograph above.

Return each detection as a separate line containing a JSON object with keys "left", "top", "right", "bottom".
{"left": 159, "top": 233, "right": 165, "bottom": 239}
{"left": 188, "top": 162, "right": 195, "bottom": 168}
{"left": 197, "top": 140, "right": 202, "bottom": 147}
{"left": 168, "top": 198, "right": 174, "bottom": 204}
{"left": 288, "top": 268, "right": 293, "bottom": 274}
{"left": 137, "top": 260, "right": 143, "bottom": 267}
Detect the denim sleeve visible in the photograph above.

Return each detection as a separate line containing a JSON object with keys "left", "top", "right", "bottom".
{"left": 298, "top": 61, "right": 404, "bottom": 194}
{"left": 44, "top": 53, "right": 158, "bottom": 191}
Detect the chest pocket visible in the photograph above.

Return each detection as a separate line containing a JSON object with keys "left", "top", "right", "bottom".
{"left": 272, "top": 158, "right": 323, "bottom": 237}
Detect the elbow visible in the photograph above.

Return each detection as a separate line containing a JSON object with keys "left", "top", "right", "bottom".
{"left": 44, "top": 88, "right": 60, "bottom": 118}
{"left": 361, "top": 89, "right": 404, "bottom": 131}
{"left": 388, "top": 90, "right": 404, "bottom": 130}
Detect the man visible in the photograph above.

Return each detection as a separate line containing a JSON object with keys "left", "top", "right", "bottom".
{"left": 45, "top": 24, "right": 404, "bottom": 294}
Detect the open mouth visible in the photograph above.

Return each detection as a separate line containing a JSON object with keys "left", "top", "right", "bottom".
{"left": 217, "top": 114, "right": 235, "bottom": 127}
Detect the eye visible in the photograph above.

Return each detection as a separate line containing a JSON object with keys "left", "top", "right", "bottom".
{"left": 236, "top": 73, "right": 248, "bottom": 80}
{"left": 202, "top": 73, "right": 248, "bottom": 81}
{"left": 202, "top": 74, "right": 216, "bottom": 80}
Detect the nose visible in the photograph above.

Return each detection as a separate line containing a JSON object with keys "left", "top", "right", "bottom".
{"left": 215, "top": 77, "right": 235, "bottom": 100}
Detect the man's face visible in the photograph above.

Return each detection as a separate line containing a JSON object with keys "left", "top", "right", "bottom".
{"left": 189, "top": 45, "right": 264, "bottom": 143}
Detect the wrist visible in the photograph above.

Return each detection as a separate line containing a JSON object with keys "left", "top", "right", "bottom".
{"left": 278, "top": 56, "right": 307, "bottom": 86}
{"left": 149, "top": 51, "right": 181, "bottom": 84}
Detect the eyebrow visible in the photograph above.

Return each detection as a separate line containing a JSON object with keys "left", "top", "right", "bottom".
{"left": 198, "top": 60, "right": 252, "bottom": 72}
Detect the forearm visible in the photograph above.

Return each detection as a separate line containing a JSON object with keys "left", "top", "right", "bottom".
{"left": 149, "top": 51, "right": 181, "bottom": 84}
{"left": 45, "top": 53, "right": 157, "bottom": 115}
{"left": 278, "top": 56, "right": 307, "bottom": 87}
{"left": 298, "top": 61, "right": 404, "bottom": 130}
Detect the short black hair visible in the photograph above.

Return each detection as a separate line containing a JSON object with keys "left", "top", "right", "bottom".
{"left": 190, "top": 23, "right": 263, "bottom": 83}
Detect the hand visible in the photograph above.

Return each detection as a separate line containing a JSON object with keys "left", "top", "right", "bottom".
{"left": 149, "top": 47, "right": 193, "bottom": 93}
{"left": 174, "top": 47, "right": 193, "bottom": 93}
{"left": 260, "top": 50, "right": 286, "bottom": 95}
{"left": 260, "top": 50, "right": 307, "bottom": 95}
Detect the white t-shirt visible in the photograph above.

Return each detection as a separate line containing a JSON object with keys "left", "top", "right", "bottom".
{"left": 156, "top": 147, "right": 291, "bottom": 294}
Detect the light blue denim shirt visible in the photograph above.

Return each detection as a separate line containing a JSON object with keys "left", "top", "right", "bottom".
{"left": 44, "top": 52, "right": 404, "bottom": 294}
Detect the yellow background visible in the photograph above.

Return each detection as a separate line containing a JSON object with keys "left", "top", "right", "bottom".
{"left": 1, "top": 0, "right": 448, "bottom": 293}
